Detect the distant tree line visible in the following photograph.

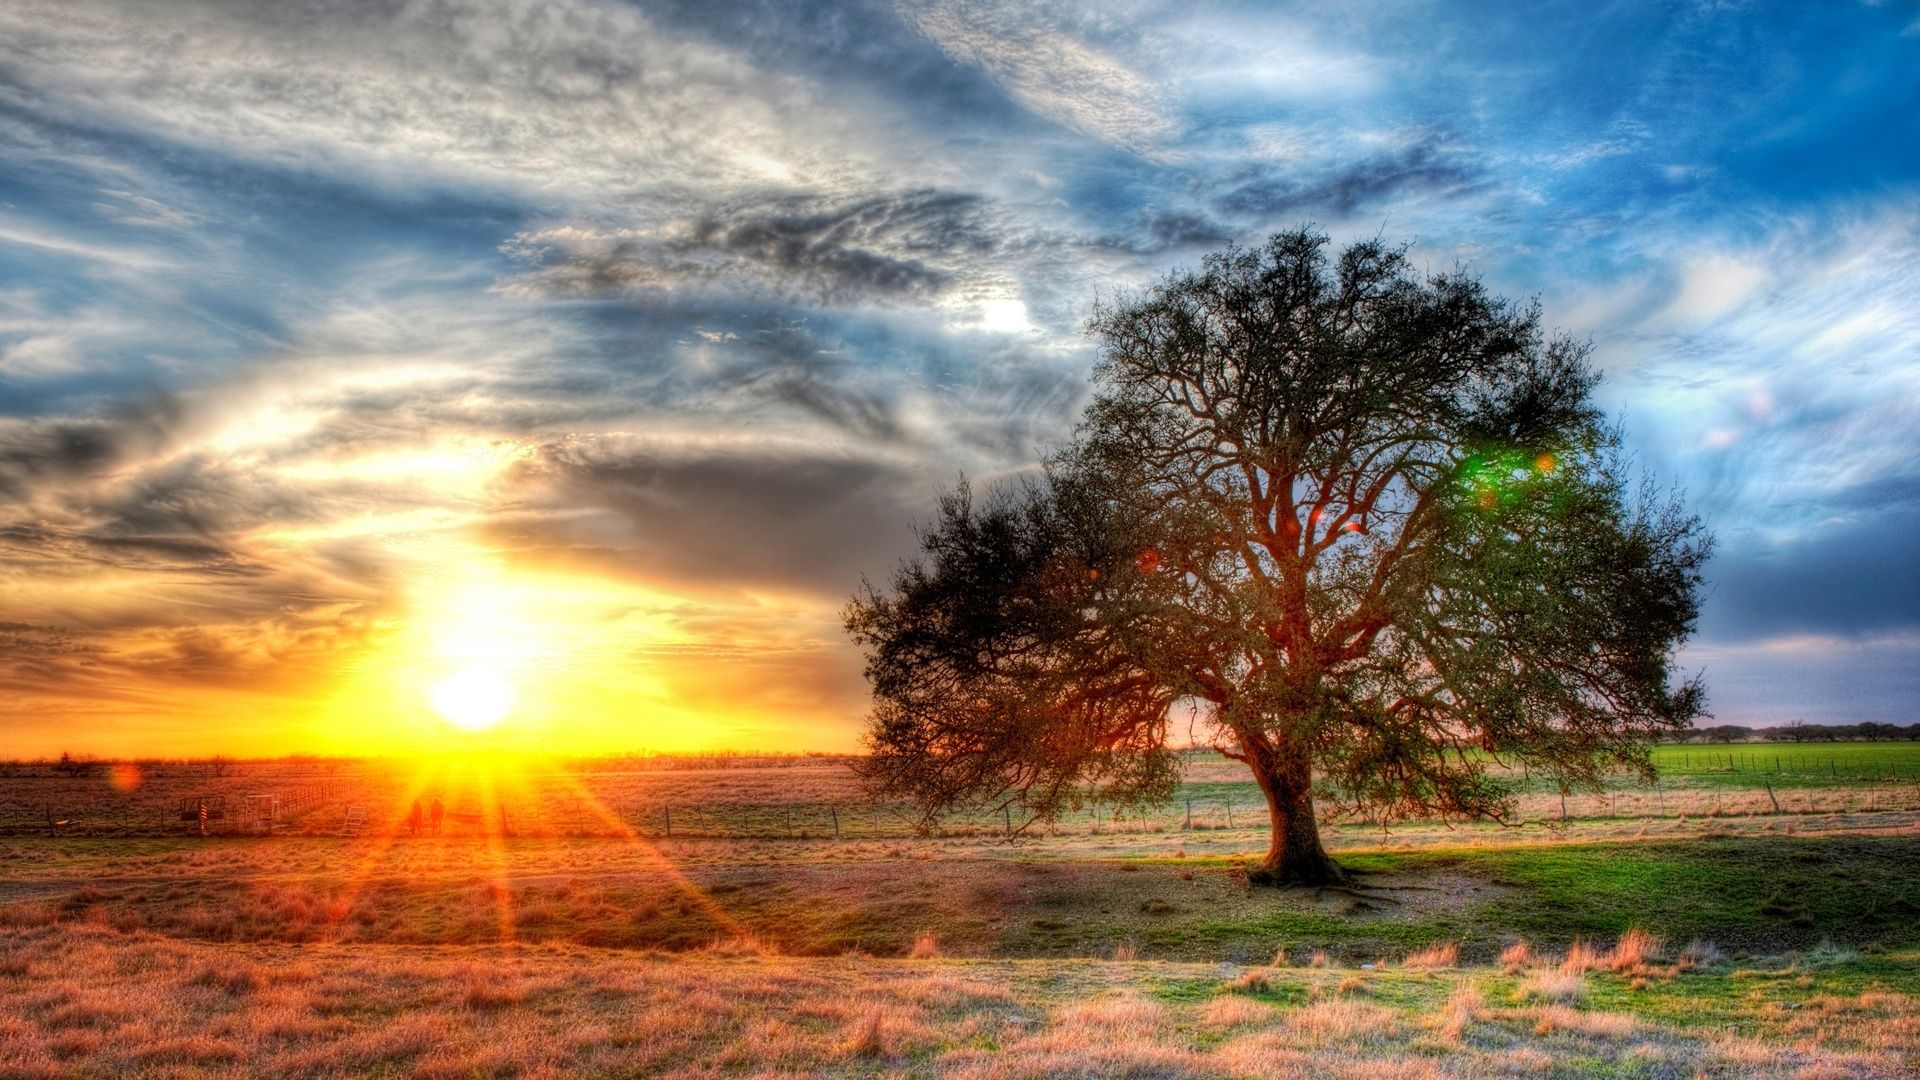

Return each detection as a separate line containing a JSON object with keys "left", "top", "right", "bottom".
{"left": 1666, "top": 722, "right": 1920, "bottom": 744}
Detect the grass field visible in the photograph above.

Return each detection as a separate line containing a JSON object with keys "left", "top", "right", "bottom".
{"left": 7, "top": 742, "right": 1920, "bottom": 840}
{"left": 3, "top": 745, "right": 1918, "bottom": 1076}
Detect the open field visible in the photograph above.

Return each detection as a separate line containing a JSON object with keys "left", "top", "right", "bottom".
{"left": 4, "top": 924, "right": 1917, "bottom": 1079}
{"left": 7, "top": 742, "right": 1920, "bottom": 839}
{"left": 4, "top": 746, "right": 1919, "bottom": 1076}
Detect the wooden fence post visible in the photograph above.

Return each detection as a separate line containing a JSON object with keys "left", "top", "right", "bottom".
{"left": 1763, "top": 780, "right": 1779, "bottom": 814}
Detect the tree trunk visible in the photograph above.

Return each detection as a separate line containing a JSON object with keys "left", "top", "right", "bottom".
{"left": 1242, "top": 734, "right": 1348, "bottom": 887}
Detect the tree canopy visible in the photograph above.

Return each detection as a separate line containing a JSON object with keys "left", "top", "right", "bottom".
{"left": 847, "top": 229, "right": 1712, "bottom": 884}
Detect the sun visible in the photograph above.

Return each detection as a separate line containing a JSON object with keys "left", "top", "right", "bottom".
{"left": 429, "top": 668, "right": 515, "bottom": 731}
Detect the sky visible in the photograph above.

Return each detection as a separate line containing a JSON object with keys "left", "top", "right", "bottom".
{"left": 0, "top": 0, "right": 1916, "bottom": 758}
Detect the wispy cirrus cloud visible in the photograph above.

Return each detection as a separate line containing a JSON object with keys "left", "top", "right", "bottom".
{"left": 897, "top": 0, "right": 1181, "bottom": 157}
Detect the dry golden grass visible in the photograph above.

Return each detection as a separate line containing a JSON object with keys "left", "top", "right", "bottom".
{"left": 1433, "top": 983, "right": 1483, "bottom": 1042}
{"left": 1226, "top": 967, "right": 1275, "bottom": 994}
{"left": 1200, "top": 993, "right": 1276, "bottom": 1029}
{"left": 1561, "top": 939, "right": 1604, "bottom": 974}
{"left": 6, "top": 754, "right": 1920, "bottom": 1077}
{"left": 1499, "top": 939, "right": 1534, "bottom": 972}
{"left": 0, "top": 922, "right": 1915, "bottom": 1078}
{"left": 1518, "top": 968, "right": 1589, "bottom": 1003}
{"left": 1401, "top": 941, "right": 1459, "bottom": 969}
{"left": 1608, "top": 927, "right": 1659, "bottom": 973}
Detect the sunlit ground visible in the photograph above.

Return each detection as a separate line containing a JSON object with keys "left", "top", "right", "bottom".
{"left": 310, "top": 749, "right": 755, "bottom": 949}
{"left": 6, "top": 746, "right": 1920, "bottom": 1077}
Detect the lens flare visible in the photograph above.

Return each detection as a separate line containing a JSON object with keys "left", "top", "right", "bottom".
{"left": 107, "top": 762, "right": 142, "bottom": 792}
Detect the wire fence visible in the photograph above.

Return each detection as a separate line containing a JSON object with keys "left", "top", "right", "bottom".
{"left": 4, "top": 776, "right": 1918, "bottom": 839}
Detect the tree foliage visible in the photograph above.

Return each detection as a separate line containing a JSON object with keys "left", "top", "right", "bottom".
{"left": 847, "top": 229, "right": 1712, "bottom": 883}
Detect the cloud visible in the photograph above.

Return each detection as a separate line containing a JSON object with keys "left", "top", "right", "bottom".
{"left": 0, "top": 0, "right": 923, "bottom": 204}
{"left": 1683, "top": 631, "right": 1920, "bottom": 725}
{"left": 502, "top": 189, "right": 1007, "bottom": 305}
{"left": 93, "top": 189, "right": 199, "bottom": 229}
{"left": 492, "top": 435, "right": 928, "bottom": 599}
{"left": 1210, "top": 132, "right": 1489, "bottom": 221}
{"left": 0, "top": 215, "right": 176, "bottom": 271}
{"left": 1699, "top": 501, "right": 1920, "bottom": 643}
{"left": 897, "top": 0, "right": 1180, "bottom": 156}
{"left": 1557, "top": 198, "right": 1920, "bottom": 527}
{"left": 0, "top": 0, "right": 1916, "bottom": 748}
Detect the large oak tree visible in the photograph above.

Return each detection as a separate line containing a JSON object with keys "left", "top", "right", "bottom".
{"left": 846, "top": 230, "right": 1711, "bottom": 885}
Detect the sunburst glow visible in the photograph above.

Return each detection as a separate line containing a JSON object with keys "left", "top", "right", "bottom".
{"left": 429, "top": 668, "right": 515, "bottom": 731}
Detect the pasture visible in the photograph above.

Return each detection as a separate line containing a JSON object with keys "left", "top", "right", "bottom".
{"left": 2, "top": 744, "right": 1918, "bottom": 1077}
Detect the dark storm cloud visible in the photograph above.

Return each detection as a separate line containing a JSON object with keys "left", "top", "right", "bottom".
{"left": 0, "top": 402, "right": 183, "bottom": 497}
{"left": 1211, "top": 137, "right": 1489, "bottom": 221}
{"left": 1136, "top": 210, "right": 1236, "bottom": 252}
{"left": 1088, "top": 208, "right": 1237, "bottom": 256}
{"left": 491, "top": 439, "right": 928, "bottom": 598}
{"left": 1700, "top": 505, "right": 1920, "bottom": 644}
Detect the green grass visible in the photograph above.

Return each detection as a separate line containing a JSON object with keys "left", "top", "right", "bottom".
{"left": 1355, "top": 835, "right": 1920, "bottom": 953}
{"left": 9, "top": 830, "right": 1920, "bottom": 965}
{"left": 1127, "top": 834, "right": 1920, "bottom": 961}
{"left": 1176, "top": 741, "right": 1920, "bottom": 804}
{"left": 1643, "top": 741, "right": 1920, "bottom": 790}
{"left": 1573, "top": 950, "right": 1920, "bottom": 1034}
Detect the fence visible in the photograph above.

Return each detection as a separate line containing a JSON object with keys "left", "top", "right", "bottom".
{"left": 0, "top": 780, "right": 348, "bottom": 837}
{"left": 5, "top": 776, "right": 1918, "bottom": 840}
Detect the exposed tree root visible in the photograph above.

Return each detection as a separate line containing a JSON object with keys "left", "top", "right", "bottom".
{"left": 1246, "top": 862, "right": 1352, "bottom": 889}
{"left": 1312, "top": 885, "right": 1404, "bottom": 906}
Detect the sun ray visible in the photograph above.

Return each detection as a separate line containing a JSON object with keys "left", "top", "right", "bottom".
{"left": 475, "top": 768, "right": 517, "bottom": 943}
{"left": 543, "top": 769, "right": 756, "bottom": 945}
{"left": 318, "top": 758, "right": 446, "bottom": 943}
